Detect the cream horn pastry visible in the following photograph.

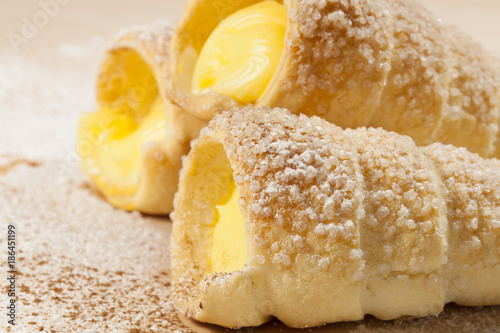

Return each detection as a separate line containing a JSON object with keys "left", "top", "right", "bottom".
{"left": 169, "top": 0, "right": 500, "bottom": 158}
{"left": 77, "top": 22, "right": 206, "bottom": 214}
{"left": 172, "top": 106, "right": 500, "bottom": 328}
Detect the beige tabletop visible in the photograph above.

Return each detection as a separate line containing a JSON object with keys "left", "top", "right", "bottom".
{"left": 0, "top": 1, "right": 499, "bottom": 332}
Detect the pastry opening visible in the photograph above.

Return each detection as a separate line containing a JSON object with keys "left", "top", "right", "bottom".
{"left": 206, "top": 141, "right": 248, "bottom": 273}
{"left": 191, "top": 1, "right": 287, "bottom": 104}
{"left": 77, "top": 49, "right": 167, "bottom": 210}
{"left": 184, "top": 137, "right": 248, "bottom": 274}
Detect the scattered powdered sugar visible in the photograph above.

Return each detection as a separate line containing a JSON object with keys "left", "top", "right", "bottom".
{"left": 0, "top": 50, "right": 98, "bottom": 164}
{"left": 58, "top": 36, "right": 107, "bottom": 59}
{"left": 0, "top": 164, "right": 192, "bottom": 332}
{"left": 423, "top": 143, "right": 500, "bottom": 283}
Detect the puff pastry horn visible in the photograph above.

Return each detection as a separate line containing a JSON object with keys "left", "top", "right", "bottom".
{"left": 172, "top": 106, "right": 500, "bottom": 328}
{"left": 77, "top": 22, "right": 206, "bottom": 214}
{"left": 169, "top": 0, "right": 500, "bottom": 157}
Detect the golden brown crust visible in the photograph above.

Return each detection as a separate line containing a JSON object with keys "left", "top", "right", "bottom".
{"left": 259, "top": 0, "right": 394, "bottom": 128}
{"left": 423, "top": 143, "right": 500, "bottom": 305}
{"left": 172, "top": 106, "right": 500, "bottom": 328}
{"left": 429, "top": 27, "right": 500, "bottom": 156}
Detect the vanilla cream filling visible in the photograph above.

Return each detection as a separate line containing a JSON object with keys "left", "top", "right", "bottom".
{"left": 210, "top": 180, "right": 247, "bottom": 273}
{"left": 78, "top": 51, "right": 166, "bottom": 210}
{"left": 192, "top": 1, "right": 287, "bottom": 104}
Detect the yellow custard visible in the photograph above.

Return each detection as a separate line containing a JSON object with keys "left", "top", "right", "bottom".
{"left": 192, "top": 1, "right": 287, "bottom": 104}
{"left": 210, "top": 181, "right": 247, "bottom": 273}
{"left": 78, "top": 96, "right": 166, "bottom": 210}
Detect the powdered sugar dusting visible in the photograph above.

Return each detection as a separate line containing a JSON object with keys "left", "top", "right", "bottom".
{"left": 0, "top": 52, "right": 98, "bottom": 164}
{"left": 0, "top": 164, "right": 191, "bottom": 332}
{"left": 210, "top": 107, "right": 365, "bottom": 278}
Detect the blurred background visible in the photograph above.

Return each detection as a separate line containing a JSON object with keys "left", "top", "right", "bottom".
{"left": 1, "top": 0, "right": 499, "bottom": 58}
